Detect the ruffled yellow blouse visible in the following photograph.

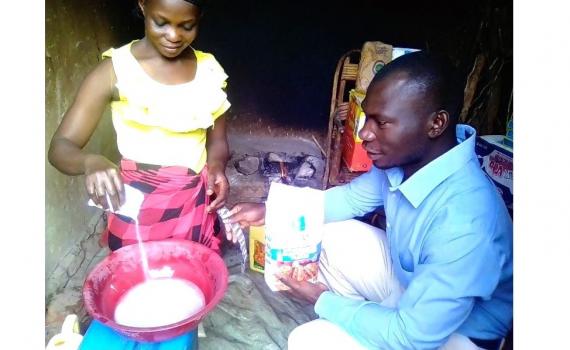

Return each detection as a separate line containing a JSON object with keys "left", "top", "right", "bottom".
{"left": 102, "top": 40, "right": 230, "bottom": 173}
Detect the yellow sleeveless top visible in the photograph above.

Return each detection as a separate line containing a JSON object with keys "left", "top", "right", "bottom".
{"left": 102, "top": 40, "right": 230, "bottom": 173}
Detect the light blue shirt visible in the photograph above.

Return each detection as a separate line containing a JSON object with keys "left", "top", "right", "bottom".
{"left": 316, "top": 125, "right": 513, "bottom": 349}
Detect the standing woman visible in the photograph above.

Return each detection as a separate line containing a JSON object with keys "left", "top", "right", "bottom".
{"left": 48, "top": 0, "right": 230, "bottom": 254}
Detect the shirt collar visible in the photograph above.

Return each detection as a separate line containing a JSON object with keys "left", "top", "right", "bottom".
{"left": 385, "top": 124, "right": 478, "bottom": 208}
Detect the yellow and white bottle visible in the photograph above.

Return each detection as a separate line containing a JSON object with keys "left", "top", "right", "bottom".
{"left": 46, "top": 314, "right": 83, "bottom": 350}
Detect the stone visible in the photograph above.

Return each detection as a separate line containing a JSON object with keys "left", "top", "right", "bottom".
{"left": 295, "top": 161, "right": 315, "bottom": 179}
{"left": 234, "top": 155, "right": 260, "bottom": 175}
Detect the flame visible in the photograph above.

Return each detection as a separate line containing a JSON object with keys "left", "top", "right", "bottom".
{"left": 279, "top": 161, "right": 288, "bottom": 179}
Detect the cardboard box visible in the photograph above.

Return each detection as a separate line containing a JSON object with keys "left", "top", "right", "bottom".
{"left": 249, "top": 225, "right": 265, "bottom": 273}
{"left": 342, "top": 133, "right": 372, "bottom": 172}
{"left": 342, "top": 90, "right": 372, "bottom": 172}
{"left": 345, "top": 90, "right": 367, "bottom": 142}
{"left": 475, "top": 135, "right": 513, "bottom": 210}
{"left": 355, "top": 41, "right": 392, "bottom": 93}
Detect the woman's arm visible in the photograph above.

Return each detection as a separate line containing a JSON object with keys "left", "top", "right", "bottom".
{"left": 205, "top": 116, "right": 229, "bottom": 212}
{"left": 48, "top": 59, "right": 123, "bottom": 209}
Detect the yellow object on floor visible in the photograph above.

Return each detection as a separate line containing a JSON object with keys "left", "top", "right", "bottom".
{"left": 46, "top": 314, "right": 83, "bottom": 350}
{"left": 249, "top": 225, "right": 265, "bottom": 273}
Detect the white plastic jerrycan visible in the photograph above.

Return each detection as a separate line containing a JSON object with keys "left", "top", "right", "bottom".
{"left": 46, "top": 314, "right": 83, "bottom": 350}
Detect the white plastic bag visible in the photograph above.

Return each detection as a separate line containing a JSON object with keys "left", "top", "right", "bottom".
{"left": 87, "top": 184, "right": 145, "bottom": 220}
{"left": 264, "top": 182, "right": 325, "bottom": 291}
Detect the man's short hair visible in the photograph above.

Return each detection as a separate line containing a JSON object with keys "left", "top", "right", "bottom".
{"left": 372, "top": 51, "right": 464, "bottom": 122}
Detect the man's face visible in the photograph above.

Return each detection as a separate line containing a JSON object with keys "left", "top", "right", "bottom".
{"left": 359, "top": 72, "right": 433, "bottom": 171}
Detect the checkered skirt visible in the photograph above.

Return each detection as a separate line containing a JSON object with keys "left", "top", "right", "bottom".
{"left": 103, "top": 159, "right": 221, "bottom": 254}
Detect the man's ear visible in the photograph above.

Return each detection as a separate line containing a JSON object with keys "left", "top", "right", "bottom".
{"left": 138, "top": 0, "right": 146, "bottom": 16}
{"left": 427, "top": 110, "right": 450, "bottom": 138}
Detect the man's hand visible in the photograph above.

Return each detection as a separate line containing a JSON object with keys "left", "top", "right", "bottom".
{"left": 227, "top": 202, "right": 266, "bottom": 228}
{"left": 277, "top": 274, "right": 329, "bottom": 304}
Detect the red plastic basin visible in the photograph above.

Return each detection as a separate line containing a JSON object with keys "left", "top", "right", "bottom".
{"left": 83, "top": 240, "right": 228, "bottom": 342}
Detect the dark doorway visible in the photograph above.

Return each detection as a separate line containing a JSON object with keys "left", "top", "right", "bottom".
{"left": 114, "top": 0, "right": 512, "bottom": 133}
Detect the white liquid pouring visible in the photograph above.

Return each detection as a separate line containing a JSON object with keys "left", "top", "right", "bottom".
{"left": 134, "top": 219, "right": 150, "bottom": 280}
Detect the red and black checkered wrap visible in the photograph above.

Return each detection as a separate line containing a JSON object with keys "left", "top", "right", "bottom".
{"left": 103, "top": 159, "right": 221, "bottom": 254}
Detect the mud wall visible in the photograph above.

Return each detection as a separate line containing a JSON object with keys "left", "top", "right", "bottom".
{"left": 45, "top": 0, "right": 136, "bottom": 300}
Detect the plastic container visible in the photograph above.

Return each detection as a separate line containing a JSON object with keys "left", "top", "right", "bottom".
{"left": 82, "top": 240, "right": 228, "bottom": 343}
{"left": 46, "top": 314, "right": 83, "bottom": 350}
{"left": 79, "top": 320, "right": 197, "bottom": 350}
{"left": 475, "top": 135, "right": 513, "bottom": 211}
{"left": 249, "top": 225, "right": 266, "bottom": 273}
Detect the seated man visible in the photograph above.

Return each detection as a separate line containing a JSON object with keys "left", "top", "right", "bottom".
{"left": 228, "top": 51, "right": 513, "bottom": 350}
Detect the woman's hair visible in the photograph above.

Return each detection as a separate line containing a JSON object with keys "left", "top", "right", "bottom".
{"left": 134, "top": 0, "right": 206, "bottom": 19}
{"left": 183, "top": 0, "right": 205, "bottom": 9}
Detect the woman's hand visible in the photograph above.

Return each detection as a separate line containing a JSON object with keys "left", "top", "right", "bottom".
{"left": 206, "top": 166, "right": 229, "bottom": 212}
{"left": 84, "top": 154, "right": 124, "bottom": 211}
{"left": 227, "top": 202, "right": 266, "bottom": 228}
